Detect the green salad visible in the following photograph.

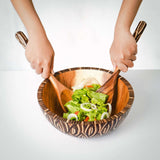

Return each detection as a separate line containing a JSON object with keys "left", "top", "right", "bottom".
{"left": 63, "top": 84, "right": 112, "bottom": 122}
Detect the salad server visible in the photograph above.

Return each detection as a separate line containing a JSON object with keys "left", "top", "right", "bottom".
{"left": 97, "top": 21, "right": 147, "bottom": 110}
{"left": 15, "top": 31, "right": 73, "bottom": 112}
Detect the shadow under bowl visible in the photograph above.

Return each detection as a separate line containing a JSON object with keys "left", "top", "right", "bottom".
{"left": 37, "top": 67, "right": 134, "bottom": 138}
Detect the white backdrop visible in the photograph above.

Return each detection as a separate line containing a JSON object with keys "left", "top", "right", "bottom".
{"left": 0, "top": 1, "right": 160, "bottom": 160}
{"left": 0, "top": 0, "right": 159, "bottom": 72}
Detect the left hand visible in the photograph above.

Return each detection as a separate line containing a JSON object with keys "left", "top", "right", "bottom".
{"left": 109, "top": 29, "right": 137, "bottom": 72}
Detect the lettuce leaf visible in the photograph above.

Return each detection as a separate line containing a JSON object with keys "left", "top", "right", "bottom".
{"left": 64, "top": 100, "right": 80, "bottom": 113}
{"left": 81, "top": 95, "right": 90, "bottom": 103}
{"left": 63, "top": 83, "right": 110, "bottom": 121}
{"left": 86, "top": 110, "right": 97, "bottom": 121}
{"left": 87, "top": 91, "right": 108, "bottom": 104}
{"left": 63, "top": 113, "right": 69, "bottom": 119}
{"left": 72, "top": 88, "right": 87, "bottom": 103}
{"left": 91, "top": 84, "right": 101, "bottom": 91}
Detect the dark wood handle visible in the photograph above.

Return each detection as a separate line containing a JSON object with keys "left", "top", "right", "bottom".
{"left": 15, "top": 31, "right": 28, "bottom": 49}
{"left": 133, "top": 21, "right": 147, "bottom": 42}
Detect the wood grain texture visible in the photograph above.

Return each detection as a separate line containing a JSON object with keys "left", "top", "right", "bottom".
{"left": 37, "top": 67, "right": 134, "bottom": 138}
{"left": 133, "top": 21, "right": 147, "bottom": 42}
{"left": 15, "top": 31, "right": 28, "bottom": 48}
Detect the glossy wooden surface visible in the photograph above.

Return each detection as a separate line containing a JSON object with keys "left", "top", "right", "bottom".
{"left": 38, "top": 67, "right": 134, "bottom": 138}
{"left": 15, "top": 31, "right": 73, "bottom": 112}
{"left": 97, "top": 21, "right": 147, "bottom": 106}
{"left": 97, "top": 67, "right": 120, "bottom": 106}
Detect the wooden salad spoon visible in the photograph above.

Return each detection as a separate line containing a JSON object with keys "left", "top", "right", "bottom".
{"left": 15, "top": 31, "right": 73, "bottom": 112}
{"left": 97, "top": 21, "right": 147, "bottom": 105}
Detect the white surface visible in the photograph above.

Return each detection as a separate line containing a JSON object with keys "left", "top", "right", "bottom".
{"left": 0, "top": 0, "right": 160, "bottom": 71}
{"left": 0, "top": 0, "right": 160, "bottom": 159}
{"left": 0, "top": 70, "right": 160, "bottom": 160}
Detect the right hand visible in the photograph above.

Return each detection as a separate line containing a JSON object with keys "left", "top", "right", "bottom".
{"left": 25, "top": 35, "right": 54, "bottom": 79}
{"left": 109, "top": 29, "right": 137, "bottom": 72}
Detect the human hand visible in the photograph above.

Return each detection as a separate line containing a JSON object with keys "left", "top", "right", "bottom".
{"left": 25, "top": 35, "right": 54, "bottom": 78}
{"left": 109, "top": 29, "right": 137, "bottom": 72}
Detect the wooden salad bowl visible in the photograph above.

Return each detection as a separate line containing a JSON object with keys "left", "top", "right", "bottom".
{"left": 37, "top": 67, "right": 134, "bottom": 138}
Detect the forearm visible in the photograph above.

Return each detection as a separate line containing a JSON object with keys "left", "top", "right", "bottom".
{"left": 115, "top": 0, "right": 142, "bottom": 33}
{"left": 11, "top": 0, "right": 46, "bottom": 39}
{"left": 11, "top": 0, "right": 54, "bottom": 78}
{"left": 110, "top": 0, "right": 142, "bottom": 72}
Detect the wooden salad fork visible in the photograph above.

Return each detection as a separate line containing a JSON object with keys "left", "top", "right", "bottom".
{"left": 15, "top": 31, "right": 73, "bottom": 112}
{"left": 97, "top": 21, "right": 147, "bottom": 107}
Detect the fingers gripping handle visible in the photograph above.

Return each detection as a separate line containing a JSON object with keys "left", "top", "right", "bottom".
{"left": 114, "top": 21, "right": 147, "bottom": 72}
{"left": 15, "top": 31, "right": 54, "bottom": 76}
